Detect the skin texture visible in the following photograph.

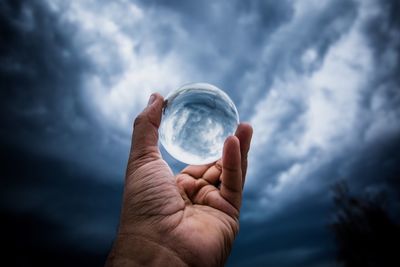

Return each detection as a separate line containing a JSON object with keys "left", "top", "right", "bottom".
{"left": 106, "top": 93, "right": 253, "bottom": 267}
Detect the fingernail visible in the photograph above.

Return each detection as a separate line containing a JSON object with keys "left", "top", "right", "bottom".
{"left": 148, "top": 94, "right": 156, "bottom": 106}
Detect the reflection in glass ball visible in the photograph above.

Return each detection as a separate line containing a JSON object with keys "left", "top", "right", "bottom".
{"left": 159, "top": 83, "right": 239, "bottom": 165}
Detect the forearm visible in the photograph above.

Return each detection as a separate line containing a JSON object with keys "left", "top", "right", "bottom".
{"left": 105, "top": 234, "right": 189, "bottom": 267}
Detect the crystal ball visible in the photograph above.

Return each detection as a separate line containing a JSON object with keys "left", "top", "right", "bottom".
{"left": 159, "top": 83, "right": 239, "bottom": 165}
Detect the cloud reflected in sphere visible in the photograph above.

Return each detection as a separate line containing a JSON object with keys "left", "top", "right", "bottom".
{"left": 160, "top": 83, "right": 239, "bottom": 165}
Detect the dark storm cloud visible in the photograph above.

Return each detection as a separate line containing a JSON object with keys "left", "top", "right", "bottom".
{"left": 364, "top": 0, "right": 400, "bottom": 62}
{"left": 136, "top": 0, "right": 294, "bottom": 37}
{"left": 360, "top": 0, "right": 400, "bottom": 129}
{"left": 0, "top": 1, "right": 126, "bottom": 264}
{"left": 235, "top": 132, "right": 400, "bottom": 266}
{"left": 229, "top": 193, "right": 336, "bottom": 267}
{"left": 0, "top": 0, "right": 88, "bottom": 138}
{"left": 1, "top": 0, "right": 400, "bottom": 266}
{"left": 334, "top": 134, "right": 400, "bottom": 208}
{"left": 0, "top": 0, "right": 128, "bottom": 175}
{"left": 0, "top": 143, "right": 121, "bottom": 265}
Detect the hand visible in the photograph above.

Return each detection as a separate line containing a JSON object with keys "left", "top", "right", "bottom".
{"left": 106, "top": 93, "right": 253, "bottom": 267}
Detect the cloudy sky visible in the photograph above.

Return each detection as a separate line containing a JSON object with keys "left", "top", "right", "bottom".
{"left": 1, "top": 0, "right": 399, "bottom": 266}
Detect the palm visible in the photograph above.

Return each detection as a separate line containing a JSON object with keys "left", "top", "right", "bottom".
{"left": 173, "top": 165, "right": 240, "bottom": 266}
{"left": 122, "top": 158, "right": 239, "bottom": 265}
{"left": 172, "top": 161, "right": 240, "bottom": 266}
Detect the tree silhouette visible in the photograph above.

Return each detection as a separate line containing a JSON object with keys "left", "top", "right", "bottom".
{"left": 331, "top": 182, "right": 400, "bottom": 267}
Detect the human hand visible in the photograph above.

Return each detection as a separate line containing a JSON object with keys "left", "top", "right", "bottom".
{"left": 106, "top": 93, "right": 253, "bottom": 267}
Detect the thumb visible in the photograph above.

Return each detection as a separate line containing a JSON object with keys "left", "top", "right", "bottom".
{"left": 129, "top": 93, "right": 164, "bottom": 166}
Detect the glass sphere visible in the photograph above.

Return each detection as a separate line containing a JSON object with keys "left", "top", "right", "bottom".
{"left": 159, "top": 83, "right": 239, "bottom": 165}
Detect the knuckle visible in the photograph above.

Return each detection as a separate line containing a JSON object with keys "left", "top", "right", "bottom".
{"left": 223, "top": 164, "right": 240, "bottom": 174}
{"left": 133, "top": 114, "right": 147, "bottom": 128}
{"left": 176, "top": 174, "right": 186, "bottom": 185}
{"left": 215, "top": 160, "right": 223, "bottom": 171}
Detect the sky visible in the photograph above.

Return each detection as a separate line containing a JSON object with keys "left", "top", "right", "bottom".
{"left": 1, "top": 0, "right": 399, "bottom": 266}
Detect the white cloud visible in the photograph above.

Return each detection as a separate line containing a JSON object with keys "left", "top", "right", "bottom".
{"left": 301, "top": 49, "right": 318, "bottom": 66}
{"left": 364, "top": 85, "right": 400, "bottom": 142}
{"left": 47, "top": 0, "right": 188, "bottom": 134}
{"left": 244, "top": 0, "right": 382, "bottom": 219}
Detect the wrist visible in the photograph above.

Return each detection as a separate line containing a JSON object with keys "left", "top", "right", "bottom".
{"left": 105, "top": 234, "right": 189, "bottom": 267}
